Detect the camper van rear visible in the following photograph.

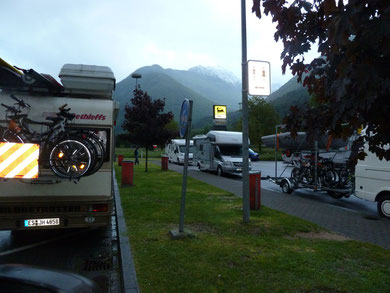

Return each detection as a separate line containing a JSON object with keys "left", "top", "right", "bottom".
{"left": 0, "top": 63, "right": 117, "bottom": 230}
{"left": 355, "top": 144, "right": 390, "bottom": 218}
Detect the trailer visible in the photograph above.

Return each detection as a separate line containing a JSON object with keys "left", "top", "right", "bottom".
{"left": 261, "top": 131, "right": 355, "bottom": 199}
{"left": 0, "top": 61, "right": 119, "bottom": 230}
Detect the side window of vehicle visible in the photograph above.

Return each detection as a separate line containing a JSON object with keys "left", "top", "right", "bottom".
{"left": 215, "top": 149, "right": 222, "bottom": 160}
{"left": 200, "top": 144, "right": 203, "bottom": 151}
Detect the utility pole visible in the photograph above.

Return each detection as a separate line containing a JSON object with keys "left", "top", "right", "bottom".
{"left": 241, "top": 0, "right": 250, "bottom": 223}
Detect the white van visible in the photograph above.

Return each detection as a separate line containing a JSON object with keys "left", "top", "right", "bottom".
{"left": 165, "top": 139, "right": 194, "bottom": 165}
{"left": 0, "top": 63, "right": 118, "bottom": 230}
{"left": 355, "top": 144, "right": 390, "bottom": 219}
{"left": 193, "top": 131, "right": 251, "bottom": 176}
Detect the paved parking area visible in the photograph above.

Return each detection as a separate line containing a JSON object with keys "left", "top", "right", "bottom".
{"left": 166, "top": 161, "right": 390, "bottom": 249}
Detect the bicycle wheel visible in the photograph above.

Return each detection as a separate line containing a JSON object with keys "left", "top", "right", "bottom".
{"left": 323, "top": 169, "right": 339, "bottom": 188}
{"left": 69, "top": 131, "right": 105, "bottom": 175}
{"left": 1, "top": 129, "right": 24, "bottom": 143}
{"left": 291, "top": 167, "right": 300, "bottom": 183}
{"left": 49, "top": 139, "right": 91, "bottom": 179}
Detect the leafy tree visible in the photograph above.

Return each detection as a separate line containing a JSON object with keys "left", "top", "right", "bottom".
{"left": 235, "top": 97, "right": 280, "bottom": 150}
{"left": 252, "top": 0, "right": 390, "bottom": 163}
{"left": 165, "top": 119, "right": 179, "bottom": 138}
{"left": 122, "top": 87, "right": 175, "bottom": 171}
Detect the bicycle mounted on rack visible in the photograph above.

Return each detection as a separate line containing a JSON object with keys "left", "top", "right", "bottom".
{"left": 0, "top": 95, "right": 105, "bottom": 180}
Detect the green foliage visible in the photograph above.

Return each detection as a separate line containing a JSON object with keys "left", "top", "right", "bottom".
{"left": 235, "top": 97, "right": 280, "bottom": 150}
{"left": 115, "top": 163, "right": 390, "bottom": 292}
{"left": 253, "top": 0, "right": 390, "bottom": 164}
{"left": 165, "top": 119, "right": 179, "bottom": 138}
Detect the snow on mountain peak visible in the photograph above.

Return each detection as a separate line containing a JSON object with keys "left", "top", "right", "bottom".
{"left": 188, "top": 65, "right": 240, "bottom": 85}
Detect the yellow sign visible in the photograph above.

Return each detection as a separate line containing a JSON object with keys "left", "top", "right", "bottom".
{"left": 213, "top": 105, "right": 227, "bottom": 119}
{"left": 0, "top": 143, "right": 39, "bottom": 179}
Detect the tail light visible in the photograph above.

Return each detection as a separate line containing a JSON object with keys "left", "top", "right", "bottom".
{"left": 91, "top": 204, "right": 108, "bottom": 212}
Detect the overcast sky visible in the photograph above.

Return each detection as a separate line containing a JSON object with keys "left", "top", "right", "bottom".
{"left": 0, "top": 0, "right": 309, "bottom": 89}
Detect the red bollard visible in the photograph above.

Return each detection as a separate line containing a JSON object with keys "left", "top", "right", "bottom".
{"left": 249, "top": 172, "right": 261, "bottom": 210}
{"left": 118, "top": 154, "right": 124, "bottom": 166}
{"left": 161, "top": 155, "right": 169, "bottom": 171}
{"left": 121, "top": 160, "right": 134, "bottom": 186}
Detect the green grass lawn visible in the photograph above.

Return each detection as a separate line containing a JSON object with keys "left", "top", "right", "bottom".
{"left": 115, "top": 162, "right": 390, "bottom": 292}
{"left": 257, "top": 146, "right": 283, "bottom": 161}
{"left": 115, "top": 147, "right": 164, "bottom": 159}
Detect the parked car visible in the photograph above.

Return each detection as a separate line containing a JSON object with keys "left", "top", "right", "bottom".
{"left": 249, "top": 148, "right": 259, "bottom": 161}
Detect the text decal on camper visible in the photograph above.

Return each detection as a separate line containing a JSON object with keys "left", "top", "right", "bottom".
{"left": 74, "top": 114, "right": 106, "bottom": 120}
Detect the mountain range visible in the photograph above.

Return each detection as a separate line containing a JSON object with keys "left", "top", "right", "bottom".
{"left": 113, "top": 65, "right": 310, "bottom": 133}
{"left": 267, "top": 75, "right": 310, "bottom": 118}
{"left": 113, "top": 65, "right": 242, "bottom": 132}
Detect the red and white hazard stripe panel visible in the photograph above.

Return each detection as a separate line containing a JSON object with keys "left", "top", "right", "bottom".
{"left": 0, "top": 143, "right": 39, "bottom": 179}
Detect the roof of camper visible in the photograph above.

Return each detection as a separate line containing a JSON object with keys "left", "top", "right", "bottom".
{"left": 171, "top": 139, "right": 193, "bottom": 145}
{"left": 206, "top": 131, "right": 243, "bottom": 144}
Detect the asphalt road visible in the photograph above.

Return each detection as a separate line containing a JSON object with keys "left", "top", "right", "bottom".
{"left": 180, "top": 160, "right": 379, "bottom": 217}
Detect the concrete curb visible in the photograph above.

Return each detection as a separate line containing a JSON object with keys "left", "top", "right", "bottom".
{"left": 113, "top": 170, "right": 139, "bottom": 293}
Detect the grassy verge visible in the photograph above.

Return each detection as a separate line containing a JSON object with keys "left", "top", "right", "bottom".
{"left": 115, "top": 147, "right": 164, "bottom": 159}
{"left": 257, "top": 146, "right": 283, "bottom": 161}
{"left": 115, "top": 163, "right": 390, "bottom": 292}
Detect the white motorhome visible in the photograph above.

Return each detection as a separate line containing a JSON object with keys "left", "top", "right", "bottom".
{"left": 193, "top": 131, "right": 251, "bottom": 176}
{"left": 355, "top": 144, "right": 390, "bottom": 219}
{"left": 165, "top": 139, "right": 194, "bottom": 165}
{"left": 0, "top": 62, "right": 119, "bottom": 230}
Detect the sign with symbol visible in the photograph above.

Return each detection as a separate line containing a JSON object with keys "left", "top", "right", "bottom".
{"left": 248, "top": 60, "right": 271, "bottom": 96}
{"left": 213, "top": 105, "right": 227, "bottom": 119}
{"left": 179, "top": 99, "right": 190, "bottom": 138}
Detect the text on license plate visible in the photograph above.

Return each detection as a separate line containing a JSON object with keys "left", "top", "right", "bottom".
{"left": 24, "top": 218, "right": 60, "bottom": 227}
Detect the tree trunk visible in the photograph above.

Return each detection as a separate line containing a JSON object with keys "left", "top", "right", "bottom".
{"left": 145, "top": 148, "right": 148, "bottom": 172}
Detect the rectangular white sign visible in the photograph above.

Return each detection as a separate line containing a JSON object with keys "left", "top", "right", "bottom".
{"left": 248, "top": 60, "right": 271, "bottom": 96}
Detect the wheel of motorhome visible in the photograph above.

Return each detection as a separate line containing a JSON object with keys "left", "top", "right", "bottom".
{"left": 377, "top": 194, "right": 390, "bottom": 219}
{"left": 281, "top": 179, "right": 293, "bottom": 194}
{"left": 49, "top": 139, "right": 92, "bottom": 179}
{"left": 217, "top": 166, "right": 223, "bottom": 176}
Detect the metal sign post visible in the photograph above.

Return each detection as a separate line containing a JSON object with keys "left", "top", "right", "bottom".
{"left": 241, "top": 0, "right": 250, "bottom": 223}
{"left": 170, "top": 99, "right": 193, "bottom": 239}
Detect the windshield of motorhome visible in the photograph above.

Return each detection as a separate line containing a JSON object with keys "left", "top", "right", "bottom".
{"left": 218, "top": 145, "right": 242, "bottom": 156}
{"left": 179, "top": 146, "right": 196, "bottom": 153}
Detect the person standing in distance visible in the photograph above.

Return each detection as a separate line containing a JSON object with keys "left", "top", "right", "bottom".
{"left": 134, "top": 147, "right": 140, "bottom": 165}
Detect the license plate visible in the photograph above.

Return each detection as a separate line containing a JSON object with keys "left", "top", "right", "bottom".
{"left": 24, "top": 218, "right": 60, "bottom": 227}
{"left": 237, "top": 168, "right": 242, "bottom": 172}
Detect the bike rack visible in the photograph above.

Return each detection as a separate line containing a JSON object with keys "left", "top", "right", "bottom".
{"left": 271, "top": 129, "right": 354, "bottom": 197}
